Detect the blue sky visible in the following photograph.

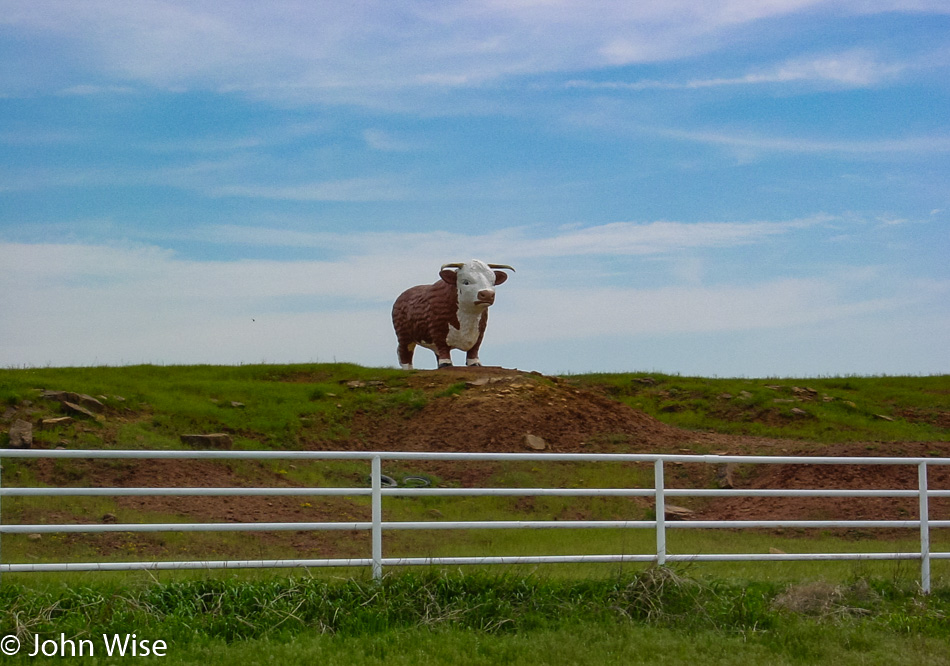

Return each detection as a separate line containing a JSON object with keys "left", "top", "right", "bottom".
{"left": 1, "top": 0, "right": 948, "bottom": 376}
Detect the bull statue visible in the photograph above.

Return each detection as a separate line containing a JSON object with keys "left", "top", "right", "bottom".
{"left": 392, "top": 259, "right": 515, "bottom": 370}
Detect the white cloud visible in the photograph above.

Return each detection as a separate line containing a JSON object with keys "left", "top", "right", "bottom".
{"left": 0, "top": 241, "right": 398, "bottom": 366}
{"left": 496, "top": 280, "right": 900, "bottom": 343}
{"left": 765, "top": 50, "right": 905, "bottom": 86}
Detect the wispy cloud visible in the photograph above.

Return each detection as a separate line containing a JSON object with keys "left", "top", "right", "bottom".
{"left": 198, "top": 216, "right": 831, "bottom": 259}
{"left": 0, "top": 156, "right": 258, "bottom": 193}
{"left": 363, "top": 129, "right": 418, "bottom": 152}
{"left": 139, "top": 121, "right": 331, "bottom": 154}
{"left": 516, "top": 217, "right": 829, "bottom": 257}
{"left": 653, "top": 127, "right": 950, "bottom": 155}
{"left": 0, "top": 129, "right": 86, "bottom": 146}
{"left": 207, "top": 177, "right": 410, "bottom": 202}
{"left": 140, "top": 136, "right": 267, "bottom": 154}
{"left": 4, "top": 216, "right": 826, "bottom": 295}
{"left": 57, "top": 84, "right": 140, "bottom": 96}
{"left": 2, "top": 1, "right": 938, "bottom": 105}
{"left": 566, "top": 50, "right": 906, "bottom": 91}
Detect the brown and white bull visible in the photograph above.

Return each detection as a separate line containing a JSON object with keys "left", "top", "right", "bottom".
{"left": 392, "top": 260, "right": 514, "bottom": 370}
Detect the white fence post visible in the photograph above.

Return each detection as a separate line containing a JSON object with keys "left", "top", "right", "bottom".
{"left": 919, "top": 461, "right": 931, "bottom": 594}
{"left": 654, "top": 459, "right": 667, "bottom": 566}
{"left": 371, "top": 455, "right": 383, "bottom": 580}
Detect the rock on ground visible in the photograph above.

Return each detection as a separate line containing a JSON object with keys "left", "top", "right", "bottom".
{"left": 7, "top": 419, "right": 33, "bottom": 449}
{"left": 180, "top": 433, "right": 233, "bottom": 449}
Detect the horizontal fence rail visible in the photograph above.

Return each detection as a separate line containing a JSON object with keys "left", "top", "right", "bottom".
{"left": 0, "top": 449, "right": 947, "bottom": 591}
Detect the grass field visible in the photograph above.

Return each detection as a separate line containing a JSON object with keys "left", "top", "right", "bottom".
{"left": 2, "top": 571, "right": 950, "bottom": 665}
{"left": 0, "top": 569, "right": 950, "bottom": 664}
{"left": 2, "top": 364, "right": 949, "bottom": 663}
{"left": 571, "top": 372, "right": 950, "bottom": 442}
{"left": 0, "top": 363, "right": 414, "bottom": 451}
{"left": 1, "top": 364, "right": 947, "bottom": 451}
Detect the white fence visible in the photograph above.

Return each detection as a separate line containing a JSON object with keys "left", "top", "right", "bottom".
{"left": 1, "top": 449, "right": 948, "bottom": 592}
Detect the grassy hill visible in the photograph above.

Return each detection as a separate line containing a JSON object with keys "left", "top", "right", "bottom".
{"left": 2, "top": 364, "right": 947, "bottom": 453}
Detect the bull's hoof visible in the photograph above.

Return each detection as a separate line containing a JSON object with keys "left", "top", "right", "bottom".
{"left": 437, "top": 361, "right": 453, "bottom": 368}
{"left": 466, "top": 360, "right": 482, "bottom": 367}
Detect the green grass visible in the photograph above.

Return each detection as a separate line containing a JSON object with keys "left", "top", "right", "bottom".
{"left": 176, "top": 624, "right": 950, "bottom": 665}
{"left": 571, "top": 373, "right": 950, "bottom": 442}
{"left": 0, "top": 363, "right": 416, "bottom": 450}
{"left": 128, "top": 623, "right": 950, "bottom": 666}
{"left": 3, "top": 571, "right": 950, "bottom": 665}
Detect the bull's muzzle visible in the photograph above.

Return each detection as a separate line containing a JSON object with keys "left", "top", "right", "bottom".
{"left": 476, "top": 289, "right": 495, "bottom": 305}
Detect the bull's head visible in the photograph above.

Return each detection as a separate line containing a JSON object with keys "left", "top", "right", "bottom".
{"left": 440, "top": 260, "right": 514, "bottom": 309}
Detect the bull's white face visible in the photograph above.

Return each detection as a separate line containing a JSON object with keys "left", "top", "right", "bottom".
{"left": 451, "top": 260, "right": 499, "bottom": 311}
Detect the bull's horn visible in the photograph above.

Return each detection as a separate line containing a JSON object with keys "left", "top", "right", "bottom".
{"left": 440, "top": 262, "right": 465, "bottom": 271}
{"left": 487, "top": 264, "right": 515, "bottom": 271}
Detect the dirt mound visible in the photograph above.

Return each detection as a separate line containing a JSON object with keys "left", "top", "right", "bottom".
{"left": 344, "top": 366, "right": 697, "bottom": 453}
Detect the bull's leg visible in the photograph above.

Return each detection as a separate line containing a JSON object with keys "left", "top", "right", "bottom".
{"left": 466, "top": 315, "right": 487, "bottom": 366}
{"left": 434, "top": 343, "right": 453, "bottom": 368}
{"left": 397, "top": 342, "right": 415, "bottom": 370}
{"left": 465, "top": 343, "right": 482, "bottom": 366}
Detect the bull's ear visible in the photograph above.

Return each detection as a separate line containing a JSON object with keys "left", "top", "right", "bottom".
{"left": 439, "top": 269, "right": 458, "bottom": 285}
{"left": 493, "top": 271, "right": 509, "bottom": 285}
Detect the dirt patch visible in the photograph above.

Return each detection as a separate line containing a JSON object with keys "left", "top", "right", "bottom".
{"left": 697, "top": 440, "right": 950, "bottom": 524}
{"left": 897, "top": 407, "right": 950, "bottom": 429}
{"left": 20, "top": 458, "right": 372, "bottom": 559}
